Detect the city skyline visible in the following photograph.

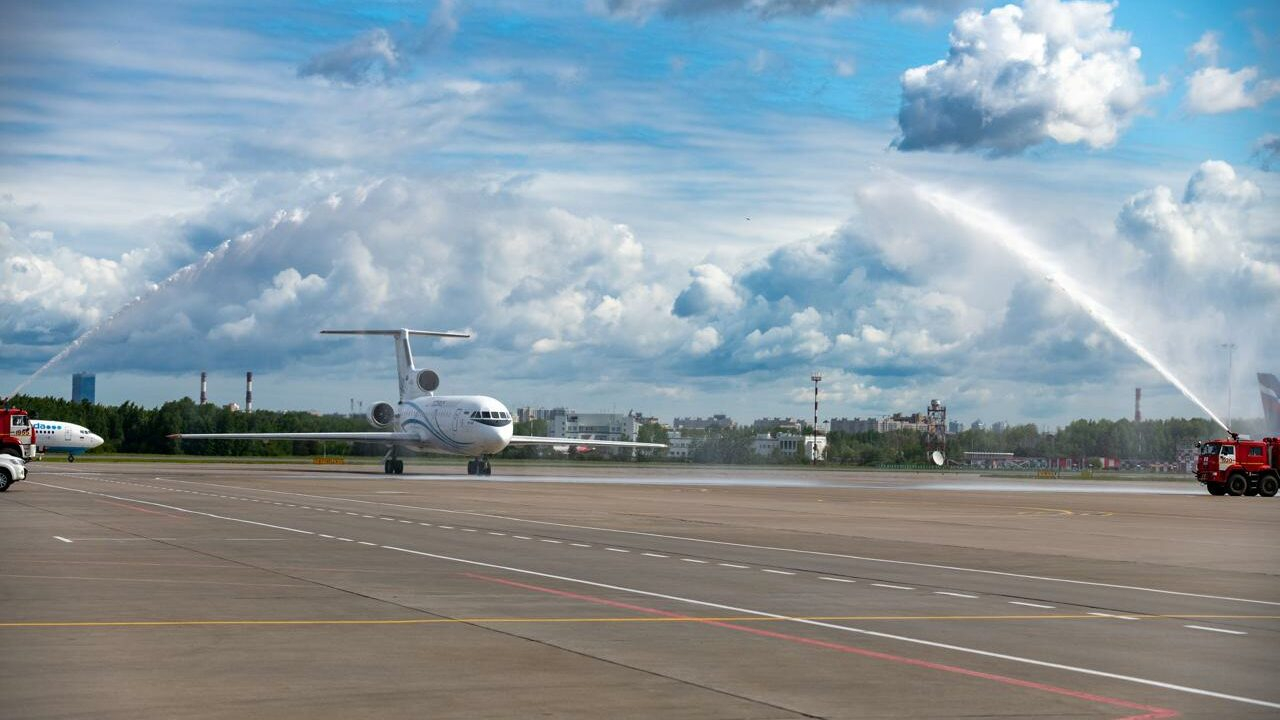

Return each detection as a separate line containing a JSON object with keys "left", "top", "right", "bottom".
{"left": 2, "top": 0, "right": 1277, "bottom": 428}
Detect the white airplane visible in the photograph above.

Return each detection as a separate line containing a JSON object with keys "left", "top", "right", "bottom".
{"left": 33, "top": 419, "right": 104, "bottom": 462}
{"left": 170, "top": 329, "right": 666, "bottom": 475}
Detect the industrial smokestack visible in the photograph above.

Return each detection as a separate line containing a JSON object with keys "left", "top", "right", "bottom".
{"left": 200, "top": 371, "right": 207, "bottom": 405}
{"left": 1134, "top": 387, "right": 1141, "bottom": 423}
{"left": 246, "top": 371, "right": 253, "bottom": 413}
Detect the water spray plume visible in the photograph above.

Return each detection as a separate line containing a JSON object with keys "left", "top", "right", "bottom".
{"left": 918, "top": 186, "right": 1231, "bottom": 434}
{"left": 6, "top": 244, "right": 231, "bottom": 402}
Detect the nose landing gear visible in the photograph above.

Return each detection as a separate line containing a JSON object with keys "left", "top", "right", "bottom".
{"left": 467, "top": 458, "right": 491, "bottom": 476}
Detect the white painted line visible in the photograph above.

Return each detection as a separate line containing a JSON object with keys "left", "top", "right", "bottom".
{"left": 337, "top": 538, "right": 353, "bottom": 542}
{"left": 361, "top": 515, "right": 373, "bottom": 518}
{"left": 167, "top": 478, "right": 1269, "bottom": 607}
{"left": 819, "top": 577, "right": 856, "bottom": 583}
{"left": 1009, "top": 601, "right": 1056, "bottom": 609}
{"left": 642, "top": 552, "right": 668, "bottom": 558}
{"left": 1184, "top": 625, "right": 1247, "bottom": 635}
{"left": 681, "top": 558, "right": 708, "bottom": 564}
{"left": 374, "top": 542, "right": 1280, "bottom": 712}
{"left": 762, "top": 569, "right": 795, "bottom": 576}
{"left": 419, "top": 523, "right": 432, "bottom": 527}
{"left": 1089, "top": 612, "right": 1139, "bottom": 620}
{"left": 345, "top": 512, "right": 359, "bottom": 516}
{"left": 513, "top": 536, "right": 531, "bottom": 540}
{"left": 438, "top": 525, "right": 454, "bottom": 529}
{"left": 935, "top": 592, "right": 979, "bottom": 599}
{"left": 718, "top": 563, "right": 749, "bottom": 569}
{"left": 399, "top": 520, "right": 414, "bottom": 524}
{"left": 461, "top": 528, "right": 477, "bottom": 532}
{"left": 540, "top": 539, "right": 563, "bottom": 544}
{"left": 605, "top": 547, "right": 629, "bottom": 553}
{"left": 488, "top": 532, "right": 506, "bottom": 536}
{"left": 31, "top": 482, "right": 315, "bottom": 537}
{"left": 570, "top": 543, "right": 591, "bottom": 548}
{"left": 53, "top": 536, "right": 73, "bottom": 543}
{"left": 872, "top": 583, "right": 914, "bottom": 590}
{"left": 319, "top": 534, "right": 335, "bottom": 539}
{"left": 357, "top": 541, "right": 376, "bottom": 546}
{"left": 380, "top": 517, "right": 395, "bottom": 521}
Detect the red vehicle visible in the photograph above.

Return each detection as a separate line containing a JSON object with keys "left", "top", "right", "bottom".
{"left": 1, "top": 406, "right": 36, "bottom": 461}
{"left": 1195, "top": 434, "right": 1280, "bottom": 497}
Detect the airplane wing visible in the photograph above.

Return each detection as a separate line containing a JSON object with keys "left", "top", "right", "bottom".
{"left": 507, "top": 435, "right": 666, "bottom": 449}
{"left": 168, "top": 432, "right": 420, "bottom": 443}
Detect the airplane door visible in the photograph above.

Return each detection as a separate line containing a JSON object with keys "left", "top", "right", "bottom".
{"left": 452, "top": 408, "right": 465, "bottom": 433}
{"left": 64, "top": 426, "right": 73, "bottom": 442}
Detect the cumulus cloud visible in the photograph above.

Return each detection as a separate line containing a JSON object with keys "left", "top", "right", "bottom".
{"left": 1117, "top": 160, "right": 1276, "bottom": 294}
{"left": 6, "top": 179, "right": 699, "bottom": 378}
{"left": 894, "top": 0, "right": 1156, "bottom": 155}
{"left": 1185, "top": 65, "right": 1280, "bottom": 115}
{"left": 672, "top": 264, "right": 742, "bottom": 317}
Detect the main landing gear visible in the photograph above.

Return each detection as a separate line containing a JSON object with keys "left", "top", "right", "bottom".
{"left": 383, "top": 447, "right": 405, "bottom": 475}
{"left": 467, "top": 458, "right": 492, "bottom": 476}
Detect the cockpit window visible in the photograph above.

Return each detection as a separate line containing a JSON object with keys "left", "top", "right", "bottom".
{"left": 471, "top": 409, "right": 511, "bottom": 427}
{"left": 1200, "top": 443, "right": 1220, "bottom": 456}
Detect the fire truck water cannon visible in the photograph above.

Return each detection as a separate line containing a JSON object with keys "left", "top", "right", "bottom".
{"left": 1195, "top": 435, "right": 1280, "bottom": 497}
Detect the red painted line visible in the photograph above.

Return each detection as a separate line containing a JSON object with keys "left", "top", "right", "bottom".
{"left": 96, "top": 499, "right": 188, "bottom": 520}
{"left": 466, "top": 572, "right": 1178, "bottom": 720}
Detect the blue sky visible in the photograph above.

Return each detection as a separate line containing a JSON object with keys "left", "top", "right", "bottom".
{"left": 2, "top": 0, "right": 1277, "bottom": 428}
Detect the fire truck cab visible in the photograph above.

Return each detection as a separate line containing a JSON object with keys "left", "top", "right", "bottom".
{"left": 1, "top": 407, "right": 37, "bottom": 461}
{"left": 1196, "top": 435, "right": 1280, "bottom": 497}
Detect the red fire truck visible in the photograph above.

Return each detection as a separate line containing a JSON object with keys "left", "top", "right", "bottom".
{"left": 1195, "top": 434, "right": 1280, "bottom": 497}
{"left": 1, "top": 405, "right": 36, "bottom": 461}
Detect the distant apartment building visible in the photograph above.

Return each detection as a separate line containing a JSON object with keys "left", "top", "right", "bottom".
{"left": 673, "top": 414, "right": 736, "bottom": 431}
{"left": 546, "top": 408, "right": 643, "bottom": 442}
{"left": 830, "top": 414, "right": 931, "bottom": 434}
{"left": 665, "top": 431, "right": 696, "bottom": 460}
{"left": 829, "top": 417, "right": 878, "bottom": 434}
{"left": 751, "top": 417, "right": 805, "bottom": 432}
{"left": 71, "top": 372, "right": 96, "bottom": 404}
{"left": 752, "top": 433, "right": 826, "bottom": 461}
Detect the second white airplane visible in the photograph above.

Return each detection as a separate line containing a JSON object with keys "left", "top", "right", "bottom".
{"left": 171, "top": 329, "right": 665, "bottom": 475}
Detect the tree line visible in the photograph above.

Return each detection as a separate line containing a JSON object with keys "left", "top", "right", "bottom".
{"left": 7, "top": 394, "right": 1238, "bottom": 464}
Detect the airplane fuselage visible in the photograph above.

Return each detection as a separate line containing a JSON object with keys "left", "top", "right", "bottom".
{"left": 33, "top": 420, "right": 104, "bottom": 460}
{"left": 391, "top": 395, "right": 514, "bottom": 456}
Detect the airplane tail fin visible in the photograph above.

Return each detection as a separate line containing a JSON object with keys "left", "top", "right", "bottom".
{"left": 321, "top": 329, "right": 471, "bottom": 401}
{"left": 1260, "top": 373, "right": 1280, "bottom": 435}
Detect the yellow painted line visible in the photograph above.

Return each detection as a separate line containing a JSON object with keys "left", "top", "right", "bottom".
{"left": 2, "top": 614, "right": 1277, "bottom": 628}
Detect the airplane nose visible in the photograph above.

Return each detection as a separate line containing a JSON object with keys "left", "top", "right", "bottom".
{"left": 90, "top": 434, "right": 104, "bottom": 448}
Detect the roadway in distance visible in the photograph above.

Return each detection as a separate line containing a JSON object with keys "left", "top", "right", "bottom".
{"left": 2, "top": 462, "right": 1276, "bottom": 719}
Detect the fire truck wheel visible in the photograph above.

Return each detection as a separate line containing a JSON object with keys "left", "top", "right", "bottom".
{"left": 1206, "top": 484, "right": 1226, "bottom": 496}
{"left": 1225, "top": 473, "right": 1249, "bottom": 496}
{"left": 1258, "top": 475, "right": 1279, "bottom": 498}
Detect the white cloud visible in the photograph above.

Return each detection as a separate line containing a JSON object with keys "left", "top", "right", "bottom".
{"left": 298, "top": 28, "right": 402, "bottom": 85}
{"left": 1185, "top": 65, "right": 1280, "bottom": 115}
{"left": 895, "top": 0, "right": 1156, "bottom": 155}
{"left": 688, "top": 326, "right": 721, "bottom": 355}
{"left": 672, "top": 264, "right": 743, "bottom": 317}
{"left": 1188, "top": 31, "right": 1220, "bottom": 64}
